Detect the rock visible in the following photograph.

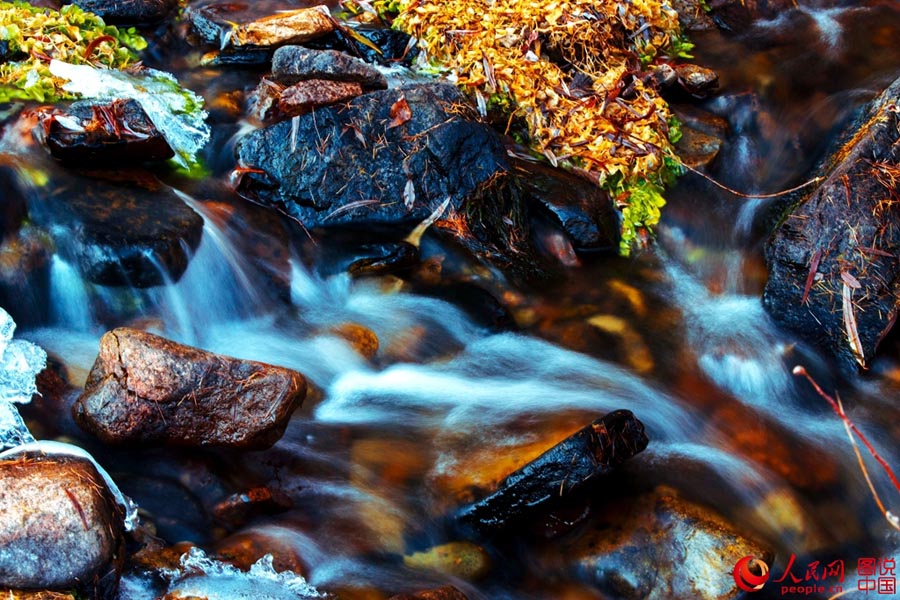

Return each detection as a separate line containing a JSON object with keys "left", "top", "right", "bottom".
{"left": 348, "top": 242, "right": 420, "bottom": 277}
{"left": 670, "top": 105, "right": 729, "bottom": 140}
{"left": 673, "top": 63, "right": 719, "bottom": 98}
{"left": 271, "top": 46, "right": 388, "bottom": 89}
{"left": 278, "top": 79, "right": 366, "bottom": 115}
{"left": 675, "top": 126, "right": 722, "bottom": 170}
{"left": 388, "top": 586, "right": 469, "bottom": 600}
{"left": 764, "top": 76, "right": 900, "bottom": 370}
{"left": 307, "top": 27, "right": 416, "bottom": 66}
{"left": 670, "top": 0, "right": 716, "bottom": 31}
{"left": 456, "top": 410, "right": 649, "bottom": 535}
{"left": 0, "top": 168, "right": 26, "bottom": 241}
{"left": 68, "top": 0, "right": 177, "bottom": 24}
{"left": 558, "top": 488, "right": 771, "bottom": 600}
{"left": 236, "top": 83, "right": 509, "bottom": 230}
{"left": 212, "top": 486, "right": 292, "bottom": 529}
{"left": 514, "top": 159, "right": 619, "bottom": 252}
{"left": 3, "top": 592, "right": 75, "bottom": 600}
{"left": 707, "top": 0, "right": 800, "bottom": 31}
{"left": 329, "top": 323, "right": 379, "bottom": 360}
{"left": 403, "top": 541, "right": 490, "bottom": 580}
{"left": 26, "top": 172, "right": 203, "bottom": 287}
{"left": 73, "top": 328, "right": 306, "bottom": 449}
{"left": 36, "top": 99, "right": 174, "bottom": 166}
{"left": 188, "top": 5, "right": 334, "bottom": 50}
{"left": 211, "top": 526, "right": 309, "bottom": 575}
{"left": 0, "top": 452, "right": 124, "bottom": 590}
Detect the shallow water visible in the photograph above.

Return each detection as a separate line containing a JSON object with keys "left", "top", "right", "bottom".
{"left": 7, "top": 0, "right": 900, "bottom": 598}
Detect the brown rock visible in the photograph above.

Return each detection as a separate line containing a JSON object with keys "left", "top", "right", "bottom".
{"left": 278, "top": 79, "right": 365, "bottom": 115}
{"left": 675, "top": 126, "right": 722, "bottom": 170}
{"left": 0, "top": 226, "right": 52, "bottom": 325}
{"left": 671, "top": 0, "right": 716, "bottom": 31}
{"left": 330, "top": 323, "right": 379, "bottom": 359}
{"left": 211, "top": 527, "right": 308, "bottom": 574}
{"left": 2, "top": 592, "right": 75, "bottom": 600}
{"left": 74, "top": 328, "right": 306, "bottom": 449}
{"left": 674, "top": 63, "right": 719, "bottom": 98}
{"left": 232, "top": 7, "right": 334, "bottom": 48}
{"left": 0, "top": 453, "right": 124, "bottom": 590}
{"left": 707, "top": 0, "right": 801, "bottom": 31}
{"left": 212, "top": 486, "right": 292, "bottom": 528}
{"left": 388, "top": 586, "right": 469, "bottom": 600}
{"left": 557, "top": 488, "right": 771, "bottom": 600}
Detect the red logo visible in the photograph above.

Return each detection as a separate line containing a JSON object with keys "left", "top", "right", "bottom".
{"left": 734, "top": 556, "right": 771, "bottom": 592}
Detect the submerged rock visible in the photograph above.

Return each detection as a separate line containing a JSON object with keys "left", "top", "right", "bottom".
{"left": 557, "top": 488, "right": 771, "bottom": 600}
{"left": 456, "top": 410, "right": 649, "bottom": 534}
{"left": 0, "top": 226, "right": 52, "bottom": 326}
{"left": 403, "top": 541, "right": 491, "bottom": 580}
{"left": 764, "top": 75, "right": 900, "bottom": 369}
{"left": 389, "top": 586, "right": 469, "bottom": 600}
{"left": 36, "top": 99, "right": 174, "bottom": 166}
{"left": 73, "top": 328, "right": 306, "bottom": 449}
{"left": 0, "top": 452, "right": 124, "bottom": 590}
{"left": 236, "top": 83, "right": 509, "bottom": 230}
{"left": 28, "top": 173, "right": 203, "bottom": 287}
{"left": 706, "top": 0, "right": 801, "bottom": 31}
{"left": 69, "top": 0, "right": 178, "bottom": 24}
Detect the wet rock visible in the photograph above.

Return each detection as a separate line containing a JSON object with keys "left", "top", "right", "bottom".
{"left": 514, "top": 159, "right": 619, "bottom": 252}
{"left": 0, "top": 168, "right": 26, "bottom": 241}
{"left": 36, "top": 99, "right": 174, "bottom": 166}
{"left": 236, "top": 83, "right": 509, "bottom": 230}
{"left": 68, "top": 0, "right": 177, "bottom": 24}
{"left": 271, "top": 45, "right": 387, "bottom": 89}
{"left": 348, "top": 242, "right": 420, "bottom": 277}
{"left": 403, "top": 541, "right": 490, "bottom": 581}
{"left": 559, "top": 488, "right": 771, "bottom": 600}
{"left": 329, "top": 323, "right": 379, "bottom": 360}
{"left": 456, "top": 410, "right": 649, "bottom": 535}
{"left": 212, "top": 486, "right": 292, "bottom": 529}
{"left": 0, "top": 226, "right": 52, "bottom": 326}
{"left": 73, "top": 328, "right": 307, "bottom": 449}
{"left": 27, "top": 173, "right": 203, "bottom": 287}
{"left": 389, "top": 586, "right": 469, "bottom": 600}
{"left": 0, "top": 452, "right": 124, "bottom": 590}
{"left": 671, "top": 0, "right": 717, "bottom": 31}
{"left": 764, "top": 75, "right": 900, "bottom": 369}
{"left": 3, "top": 592, "right": 75, "bottom": 600}
{"left": 674, "top": 63, "right": 719, "bottom": 98}
{"left": 707, "top": 0, "right": 800, "bottom": 31}
{"left": 118, "top": 474, "right": 212, "bottom": 543}
{"left": 308, "top": 27, "right": 416, "bottom": 66}
{"left": 675, "top": 126, "right": 722, "bottom": 170}
{"left": 671, "top": 105, "right": 730, "bottom": 140}
{"left": 188, "top": 5, "right": 334, "bottom": 50}
{"left": 212, "top": 526, "right": 309, "bottom": 575}
{"left": 279, "top": 79, "right": 365, "bottom": 115}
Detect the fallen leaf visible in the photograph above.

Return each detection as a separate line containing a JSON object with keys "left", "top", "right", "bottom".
{"left": 840, "top": 270, "right": 862, "bottom": 289}
{"left": 842, "top": 283, "right": 866, "bottom": 368}
{"left": 388, "top": 96, "right": 411, "bottom": 129}
{"left": 403, "top": 178, "right": 416, "bottom": 210}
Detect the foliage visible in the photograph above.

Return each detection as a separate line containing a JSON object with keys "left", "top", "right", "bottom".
{"left": 375, "top": 0, "right": 689, "bottom": 253}
{"left": 0, "top": 1, "right": 146, "bottom": 102}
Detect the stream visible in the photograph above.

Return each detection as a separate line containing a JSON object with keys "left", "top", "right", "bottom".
{"left": 5, "top": 1, "right": 900, "bottom": 598}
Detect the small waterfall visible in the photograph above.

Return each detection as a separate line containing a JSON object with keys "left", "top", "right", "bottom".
{"left": 48, "top": 254, "right": 94, "bottom": 332}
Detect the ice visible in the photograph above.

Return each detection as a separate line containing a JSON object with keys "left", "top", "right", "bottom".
{"left": 0, "top": 307, "right": 45, "bottom": 449}
{"left": 48, "top": 60, "right": 210, "bottom": 169}
{"left": 165, "top": 547, "right": 323, "bottom": 600}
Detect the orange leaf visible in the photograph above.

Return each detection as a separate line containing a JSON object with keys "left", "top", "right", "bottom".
{"left": 387, "top": 96, "right": 411, "bottom": 129}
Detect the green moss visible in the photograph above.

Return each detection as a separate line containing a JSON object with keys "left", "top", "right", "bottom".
{"left": 0, "top": 1, "right": 146, "bottom": 102}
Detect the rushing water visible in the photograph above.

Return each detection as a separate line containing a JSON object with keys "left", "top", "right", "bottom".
{"left": 6, "top": 1, "right": 900, "bottom": 598}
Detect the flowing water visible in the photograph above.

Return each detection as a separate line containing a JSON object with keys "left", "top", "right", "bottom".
{"left": 6, "top": 1, "right": 900, "bottom": 598}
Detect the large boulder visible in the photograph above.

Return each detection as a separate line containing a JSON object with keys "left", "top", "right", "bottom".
{"left": 763, "top": 76, "right": 900, "bottom": 370}
{"left": 27, "top": 172, "right": 203, "bottom": 287}
{"left": 74, "top": 328, "right": 306, "bottom": 449}
{"left": 236, "top": 83, "right": 510, "bottom": 230}
{"left": 0, "top": 453, "right": 124, "bottom": 590}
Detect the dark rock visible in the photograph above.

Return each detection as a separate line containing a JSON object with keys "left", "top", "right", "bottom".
{"left": 0, "top": 453, "right": 124, "bottom": 590}
{"left": 0, "top": 226, "right": 52, "bottom": 326}
{"left": 271, "top": 45, "right": 387, "bottom": 89}
{"left": 68, "top": 0, "right": 177, "bottom": 24}
{"left": 307, "top": 26, "right": 416, "bottom": 66}
{"left": 27, "top": 173, "right": 203, "bottom": 287}
{"left": 212, "top": 527, "right": 309, "bottom": 574}
{"left": 73, "top": 328, "right": 307, "bottom": 449}
{"left": 348, "top": 241, "right": 419, "bottom": 276}
{"left": 675, "top": 125, "right": 722, "bottom": 170}
{"left": 673, "top": 63, "right": 719, "bottom": 98}
{"left": 671, "top": 0, "right": 717, "bottom": 31}
{"left": 117, "top": 474, "right": 212, "bottom": 543}
{"left": 200, "top": 47, "right": 274, "bottom": 66}
{"left": 456, "top": 410, "right": 649, "bottom": 535}
{"left": 36, "top": 99, "right": 174, "bottom": 166}
{"left": 556, "top": 488, "right": 771, "bottom": 600}
{"left": 389, "top": 586, "right": 469, "bottom": 600}
{"left": 212, "top": 486, "right": 292, "bottom": 528}
{"left": 278, "top": 79, "right": 366, "bottom": 115}
{"left": 236, "top": 83, "right": 509, "bottom": 230}
{"left": 0, "top": 168, "right": 27, "bottom": 241}
{"left": 707, "top": 0, "right": 800, "bottom": 31}
{"left": 764, "top": 76, "right": 900, "bottom": 370}
{"left": 514, "top": 159, "right": 619, "bottom": 252}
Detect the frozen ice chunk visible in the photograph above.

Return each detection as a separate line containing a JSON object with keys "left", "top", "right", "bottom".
{"left": 0, "top": 307, "right": 47, "bottom": 405}
{"left": 48, "top": 60, "right": 210, "bottom": 170}
{"left": 0, "top": 400, "right": 35, "bottom": 450}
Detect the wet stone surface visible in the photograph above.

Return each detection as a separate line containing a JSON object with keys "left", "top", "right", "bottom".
{"left": 69, "top": 0, "right": 178, "bottom": 24}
